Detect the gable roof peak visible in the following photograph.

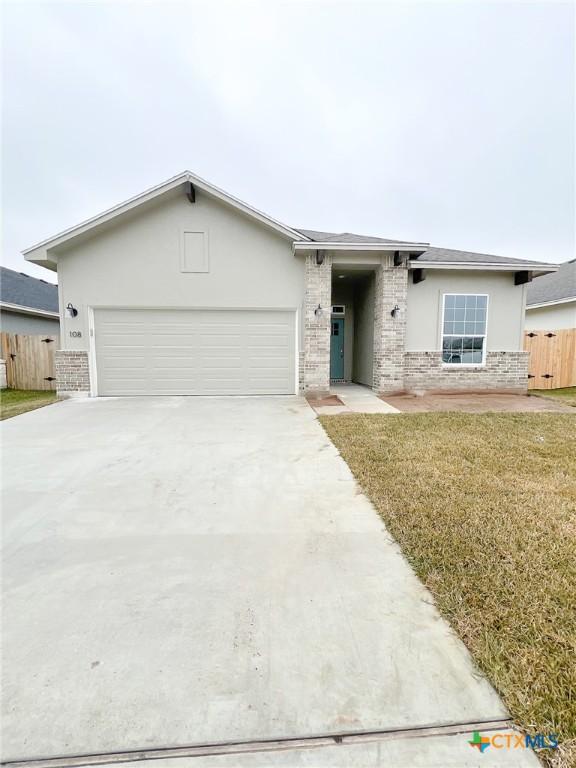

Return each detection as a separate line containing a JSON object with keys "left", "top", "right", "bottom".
{"left": 23, "top": 171, "right": 308, "bottom": 268}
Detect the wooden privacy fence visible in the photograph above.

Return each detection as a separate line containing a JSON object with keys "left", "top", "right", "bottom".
{"left": 0, "top": 333, "right": 59, "bottom": 390}
{"left": 524, "top": 328, "right": 576, "bottom": 390}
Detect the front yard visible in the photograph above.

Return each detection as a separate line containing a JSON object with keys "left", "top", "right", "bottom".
{"left": 320, "top": 412, "right": 576, "bottom": 767}
{"left": 0, "top": 388, "right": 58, "bottom": 420}
{"left": 531, "top": 387, "right": 576, "bottom": 408}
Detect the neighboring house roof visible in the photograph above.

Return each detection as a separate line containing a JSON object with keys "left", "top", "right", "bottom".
{"left": 526, "top": 259, "right": 576, "bottom": 307}
{"left": 0, "top": 267, "right": 59, "bottom": 317}
{"left": 22, "top": 171, "right": 558, "bottom": 276}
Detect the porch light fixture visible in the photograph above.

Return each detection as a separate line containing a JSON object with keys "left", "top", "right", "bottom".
{"left": 315, "top": 250, "right": 325, "bottom": 265}
{"left": 314, "top": 304, "right": 323, "bottom": 318}
{"left": 65, "top": 302, "right": 78, "bottom": 318}
{"left": 390, "top": 304, "right": 400, "bottom": 318}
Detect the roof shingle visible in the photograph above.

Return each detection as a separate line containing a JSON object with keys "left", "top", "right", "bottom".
{"left": 414, "top": 246, "right": 536, "bottom": 266}
{"left": 295, "top": 229, "right": 553, "bottom": 268}
{"left": 527, "top": 260, "right": 576, "bottom": 306}
{"left": 295, "top": 229, "right": 417, "bottom": 245}
{"left": 1, "top": 267, "right": 59, "bottom": 313}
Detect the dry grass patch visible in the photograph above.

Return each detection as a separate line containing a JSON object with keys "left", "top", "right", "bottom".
{"left": 0, "top": 388, "right": 58, "bottom": 420}
{"left": 320, "top": 413, "right": 576, "bottom": 766}
{"left": 531, "top": 388, "right": 576, "bottom": 408}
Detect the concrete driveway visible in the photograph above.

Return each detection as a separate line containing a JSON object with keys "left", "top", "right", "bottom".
{"left": 2, "top": 397, "right": 537, "bottom": 766}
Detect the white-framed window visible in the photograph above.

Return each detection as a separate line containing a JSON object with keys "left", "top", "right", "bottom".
{"left": 441, "top": 294, "right": 488, "bottom": 365}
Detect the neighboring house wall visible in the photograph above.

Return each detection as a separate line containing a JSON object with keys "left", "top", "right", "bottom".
{"left": 525, "top": 301, "right": 576, "bottom": 331}
{"left": 0, "top": 310, "right": 60, "bottom": 335}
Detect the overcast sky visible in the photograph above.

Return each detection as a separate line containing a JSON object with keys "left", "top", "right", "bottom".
{"left": 2, "top": 0, "right": 574, "bottom": 284}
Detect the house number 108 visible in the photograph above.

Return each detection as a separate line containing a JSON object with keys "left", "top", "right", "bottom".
{"left": 69, "top": 331, "right": 82, "bottom": 338}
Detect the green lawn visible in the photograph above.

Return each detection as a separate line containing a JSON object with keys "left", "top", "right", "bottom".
{"left": 0, "top": 388, "right": 58, "bottom": 420}
{"left": 320, "top": 413, "right": 576, "bottom": 767}
{"left": 531, "top": 387, "right": 576, "bottom": 408}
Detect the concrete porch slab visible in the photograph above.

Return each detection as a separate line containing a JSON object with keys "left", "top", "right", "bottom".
{"left": 328, "top": 384, "right": 400, "bottom": 414}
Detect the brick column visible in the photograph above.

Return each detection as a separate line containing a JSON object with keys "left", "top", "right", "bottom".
{"left": 373, "top": 257, "right": 408, "bottom": 393}
{"left": 55, "top": 350, "right": 90, "bottom": 396}
{"left": 302, "top": 252, "right": 332, "bottom": 395}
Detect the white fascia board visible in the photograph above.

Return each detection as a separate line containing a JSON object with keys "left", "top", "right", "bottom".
{"left": 409, "top": 261, "right": 559, "bottom": 274}
{"left": 0, "top": 301, "right": 59, "bottom": 318}
{"left": 23, "top": 171, "right": 308, "bottom": 259}
{"left": 526, "top": 296, "right": 576, "bottom": 309}
{"left": 292, "top": 242, "right": 429, "bottom": 252}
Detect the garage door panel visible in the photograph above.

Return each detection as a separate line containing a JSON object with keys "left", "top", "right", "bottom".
{"left": 94, "top": 309, "right": 296, "bottom": 395}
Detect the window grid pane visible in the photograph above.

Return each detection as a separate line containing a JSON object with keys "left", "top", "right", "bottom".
{"left": 442, "top": 294, "right": 487, "bottom": 365}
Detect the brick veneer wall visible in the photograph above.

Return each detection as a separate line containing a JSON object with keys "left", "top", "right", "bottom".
{"left": 302, "top": 252, "right": 332, "bottom": 394}
{"left": 55, "top": 350, "right": 90, "bottom": 395}
{"left": 373, "top": 258, "right": 408, "bottom": 393}
{"left": 404, "top": 351, "right": 529, "bottom": 393}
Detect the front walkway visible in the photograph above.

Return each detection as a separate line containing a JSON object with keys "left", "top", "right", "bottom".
{"left": 310, "top": 383, "right": 400, "bottom": 415}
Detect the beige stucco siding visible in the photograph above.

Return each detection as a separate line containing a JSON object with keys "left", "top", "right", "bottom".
{"left": 525, "top": 301, "right": 576, "bottom": 331}
{"left": 406, "top": 270, "right": 526, "bottom": 351}
{"left": 352, "top": 277, "right": 375, "bottom": 386}
{"left": 57, "top": 189, "right": 305, "bottom": 353}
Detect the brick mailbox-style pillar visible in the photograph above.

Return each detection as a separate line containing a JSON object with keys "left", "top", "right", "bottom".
{"left": 372, "top": 258, "right": 408, "bottom": 394}
{"left": 55, "top": 350, "right": 90, "bottom": 397}
{"left": 302, "top": 252, "right": 332, "bottom": 396}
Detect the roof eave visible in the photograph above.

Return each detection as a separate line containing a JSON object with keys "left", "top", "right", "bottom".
{"left": 292, "top": 242, "right": 428, "bottom": 253}
{"left": 23, "top": 250, "right": 59, "bottom": 270}
{"left": 409, "top": 261, "right": 559, "bottom": 275}
{"left": 0, "top": 301, "right": 59, "bottom": 318}
{"left": 526, "top": 296, "right": 576, "bottom": 309}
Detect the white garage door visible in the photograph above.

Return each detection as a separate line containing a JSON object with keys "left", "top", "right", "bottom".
{"left": 94, "top": 309, "right": 296, "bottom": 396}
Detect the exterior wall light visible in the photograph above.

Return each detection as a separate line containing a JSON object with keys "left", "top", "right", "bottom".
{"left": 315, "top": 250, "right": 325, "bottom": 265}
{"left": 390, "top": 304, "right": 400, "bottom": 318}
{"left": 314, "top": 304, "right": 323, "bottom": 318}
{"left": 66, "top": 302, "right": 78, "bottom": 318}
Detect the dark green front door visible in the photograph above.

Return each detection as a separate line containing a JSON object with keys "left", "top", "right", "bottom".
{"left": 330, "top": 317, "right": 345, "bottom": 380}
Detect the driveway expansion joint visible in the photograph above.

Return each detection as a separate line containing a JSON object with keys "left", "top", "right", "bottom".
{"left": 2, "top": 718, "right": 514, "bottom": 768}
